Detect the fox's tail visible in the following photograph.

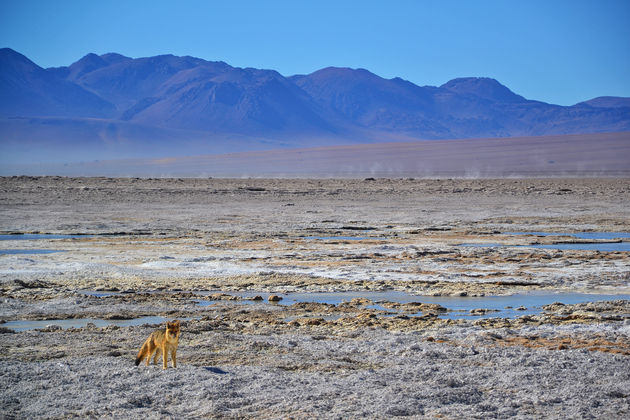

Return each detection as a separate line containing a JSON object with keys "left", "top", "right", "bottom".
{"left": 135, "top": 341, "right": 148, "bottom": 366}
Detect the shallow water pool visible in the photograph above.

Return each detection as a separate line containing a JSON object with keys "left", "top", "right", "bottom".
{"left": 426, "top": 292, "right": 630, "bottom": 319}
{"left": 0, "top": 249, "right": 65, "bottom": 255}
{"left": 461, "top": 242, "right": 630, "bottom": 252}
{"left": 503, "top": 232, "right": 630, "bottom": 240}
{"left": 462, "top": 231, "right": 630, "bottom": 252}
{"left": 527, "top": 243, "right": 630, "bottom": 252}
{"left": 195, "top": 290, "right": 630, "bottom": 320}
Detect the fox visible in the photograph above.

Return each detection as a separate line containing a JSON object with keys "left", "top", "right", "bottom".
{"left": 135, "top": 320, "right": 180, "bottom": 369}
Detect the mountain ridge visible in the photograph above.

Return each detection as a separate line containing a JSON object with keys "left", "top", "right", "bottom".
{"left": 1, "top": 48, "right": 629, "bottom": 163}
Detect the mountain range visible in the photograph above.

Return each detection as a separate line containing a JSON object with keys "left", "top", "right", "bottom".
{"left": 1, "top": 47, "right": 629, "bottom": 164}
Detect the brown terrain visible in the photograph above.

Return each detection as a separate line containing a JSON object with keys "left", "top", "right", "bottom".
{"left": 1, "top": 176, "right": 629, "bottom": 418}
{"left": 4, "top": 131, "right": 630, "bottom": 177}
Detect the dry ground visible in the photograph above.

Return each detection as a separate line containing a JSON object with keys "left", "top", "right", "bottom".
{"left": 1, "top": 177, "right": 629, "bottom": 418}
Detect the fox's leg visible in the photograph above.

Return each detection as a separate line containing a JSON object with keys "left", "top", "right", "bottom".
{"left": 153, "top": 347, "right": 161, "bottom": 365}
{"left": 146, "top": 342, "right": 156, "bottom": 366}
{"left": 162, "top": 343, "right": 168, "bottom": 369}
{"left": 171, "top": 348, "right": 177, "bottom": 368}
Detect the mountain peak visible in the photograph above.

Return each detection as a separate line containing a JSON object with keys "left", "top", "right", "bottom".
{"left": 0, "top": 47, "right": 41, "bottom": 73}
{"left": 441, "top": 77, "right": 526, "bottom": 103}
{"left": 68, "top": 53, "right": 108, "bottom": 78}
{"left": 0, "top": 47, "right": 21, "bottom": 57}
{"left": 306, "top": 66, "right": 380, "bottom": 80}
{"left": 0, "top": 48, "right": 115, "bottom": 118}
{"left": 2, "top": 48, "right": 629, "bottom": 160}
{"left": 578, "top": 96, "right": 630, "bottom": 109}
{"left": 100, "top": 52, "right": 132, "bottom": 64}
{"left": 70, "top": 53, "right": 107, "bottom": 67}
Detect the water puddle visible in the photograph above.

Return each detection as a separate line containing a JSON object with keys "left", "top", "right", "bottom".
{"left": 194, "top": 290, "right": 630, "bottom": 320}
{"left": 428, "top": 292, "right": 630, "bottom": 320}
{"left": 79, "top": 288, "right": 630, "bottom": 320}
{"left": 461, "top": 243, "right": 630, "bottom": 252}
{"left": 503, "top": 232, "right": 630, "bottom": 240}
{"left": 196, "top": 290, "right": 413, "bottom": 306}
{"left": 76, "top": 289, "right": 629, "bottom": 320}
{"left": 0, "top": 249, "right": 65, "bottom": 255}
{"left": 195, "top": 290, "right": 429, "bottom": 309}
{"left": 462, "top": 231, "right": 630, "bottom": 252}
{"left": 526, "top": 243, "right": 630, "bottom": 252}
{"left": 2, "top": 316, "right": 178, "bottom": 332}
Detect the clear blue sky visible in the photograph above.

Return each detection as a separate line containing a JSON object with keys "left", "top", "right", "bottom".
{"left": 1, "top": 0, "right": 629, "bottom": 105}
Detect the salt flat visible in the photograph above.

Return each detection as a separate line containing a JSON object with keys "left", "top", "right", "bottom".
{"left": 1, "top": 177, "right": 629, "bottom": 418}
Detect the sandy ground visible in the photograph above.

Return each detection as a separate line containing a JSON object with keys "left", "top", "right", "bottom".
{"left": 5, "top": 132, "right": 630, "bottom": 178}
{"left": 1, "top": 177, "right": 629, "bottom": 418}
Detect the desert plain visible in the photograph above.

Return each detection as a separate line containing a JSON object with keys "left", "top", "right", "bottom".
{"left": 1, "top": 176, "right": 629, "bottom": 418}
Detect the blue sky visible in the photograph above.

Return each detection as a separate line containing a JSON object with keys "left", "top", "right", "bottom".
{"left": 1, "top": 0, "right": 629, "bottom": 105}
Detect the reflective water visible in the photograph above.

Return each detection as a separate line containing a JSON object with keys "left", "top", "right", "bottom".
{"left": 0, "top": 249, "right": 65, "bottom": 254}
{"left": 196, "top": 290, "right": 417, "bottom": 306}
{"left": 10, "top": 290, "right": 627, "bottom": 332}
{"left": 526, "top": 243, "right": 630, "bottom": 252}
{"left": 461, "top": 242, "right": 630, "bottom": 252}
{"left": 432, "top": 292, "right": 630, "bottom": 320}
{"left": 504, "top": 232, "right": 630, "bottom": 240}
{"left": 462, "top": 232, "right": 630, "bottom": 252}
{"left": 195, "top": 290, "right": 630, "bottom": 320}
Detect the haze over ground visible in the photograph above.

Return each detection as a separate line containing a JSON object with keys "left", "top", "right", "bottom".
{"left": 1, "top": 1, "right": 629, "bottom": 175}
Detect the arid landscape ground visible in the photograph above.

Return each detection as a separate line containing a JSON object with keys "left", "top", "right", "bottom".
{"left": 1, "top": 176, "right": 629, "bottom": 418}
{"left": 5, "top": 131, "right": 630, "bottom": 178}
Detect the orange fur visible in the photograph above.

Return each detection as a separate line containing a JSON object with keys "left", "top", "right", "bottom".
{"left": 135, "top": 320, "right": 180, "bottom": 369}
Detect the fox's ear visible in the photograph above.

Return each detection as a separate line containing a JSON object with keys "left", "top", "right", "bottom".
{"left": 174, "top": 320, "right": 180, "bottom": 326}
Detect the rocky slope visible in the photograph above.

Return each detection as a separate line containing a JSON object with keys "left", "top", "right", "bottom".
{"left": 1, "top": 48, "right": 629, "bottom": 163}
